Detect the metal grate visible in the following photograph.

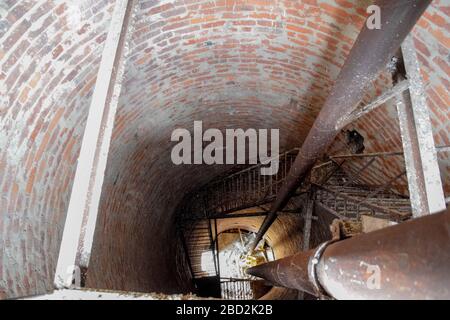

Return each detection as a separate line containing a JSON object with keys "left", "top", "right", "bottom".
{"left": 220, "top": 278, "right": 254, "bottom": 300}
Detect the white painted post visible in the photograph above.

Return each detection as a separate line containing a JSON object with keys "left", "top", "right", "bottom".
{"left": 397, "top": 34, "right": 446, "bottom": 217}
{"left": 54, "top": 0, "right": 135, "bottom": 289}
{"left": 396, "top": 92, "right": 429, "bottom": 216}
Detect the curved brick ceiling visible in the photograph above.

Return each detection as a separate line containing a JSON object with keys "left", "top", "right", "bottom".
{"left": 0, "top": 0, "right": 449, "bottom": 299}
{"left": 87, "top": 0, "right": 370, "bottom": 294}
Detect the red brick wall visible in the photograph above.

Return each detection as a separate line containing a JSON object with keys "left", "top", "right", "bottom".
{"left": 0, "top": 0, "right": 448, "bottom": 299}
{"left": 414, "top": 0, "right": 450, "bottom": 195}
{"left": 0, "top": 0, "right": 115, "bottom": 299}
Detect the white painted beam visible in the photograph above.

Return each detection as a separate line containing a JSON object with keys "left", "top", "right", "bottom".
{"left": 397, "top": 34, "right": 446, "bottom": 217}
{"left": 337, "top": 79, "right": 410, "bottom": 130}
{"left": 54, "top": 0, "right": 135, "bottom": 289}
{"left": 396, "top": 92, "right": 429, "bottom": 217}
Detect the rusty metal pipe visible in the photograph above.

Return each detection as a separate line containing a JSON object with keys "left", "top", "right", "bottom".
{"left": 251, "top": 0, "right": 432, "bottom": 250}
{"left": 247, "top": 247, "right": 319, "bottom": 295}
{"left": 247, "top": 207, "right": 450, "bottom": 299}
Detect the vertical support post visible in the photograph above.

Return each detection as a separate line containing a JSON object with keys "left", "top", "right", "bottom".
{"left": 300, "top": 192, "right": 314, "bottom": 300}
{"left": 54, "top": 0, "right": 135, "bottom": 288}
{"left": 214, "top": 219, "right": 220, "bottom": 279}
{"left": 396, "top": 93, "right": 429, "bottom": 216}
{"left": 302, "top": 193, "right": 314, "bottom": 251}
{"left": 179, "top": 227, "right": 196, "bottom": 286}
{"left": 207, "top": 219, "right": 218, "bottom": 277}
{"left": 397, "top": 34, "right": 446, "bottom": 217}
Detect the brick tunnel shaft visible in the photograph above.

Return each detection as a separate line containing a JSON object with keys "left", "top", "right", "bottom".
{"left": 0, "top": 0, "right": 449, "bottom": 300}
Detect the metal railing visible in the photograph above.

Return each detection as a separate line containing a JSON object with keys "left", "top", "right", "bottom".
{"left": 314, "top": 184, "right": 411, "bottom": 222}
{"left": 180, "top": 149, "right": 413, "bottom": 222}
{"left": 180, "top": 149, "right": 301, "bottom": 221}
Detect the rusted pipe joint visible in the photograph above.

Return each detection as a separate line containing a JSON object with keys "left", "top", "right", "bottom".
{"left": 307, "top": 239, "right": 338, "bottom": 298}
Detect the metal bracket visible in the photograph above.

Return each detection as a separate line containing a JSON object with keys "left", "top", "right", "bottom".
{"left": 307, "top": 239, "right": 338, "bottom": 299}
